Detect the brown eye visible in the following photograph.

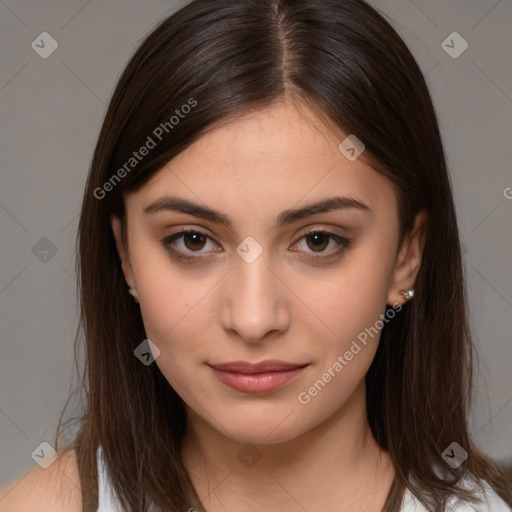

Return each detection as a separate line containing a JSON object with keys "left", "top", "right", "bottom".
{"left": 292, "top": 230, "right": 351, "bottom": 257}
{"left": 305, "top": 232, "right": 330, "bottom": 252}
{"left": 161, "top": 230, "right": 218, "bottom": 261}
{"left": 182, "top": 232, "right": 207, "bottom": 251}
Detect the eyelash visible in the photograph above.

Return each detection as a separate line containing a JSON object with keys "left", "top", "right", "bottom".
{"left": 161, "top": 229, "right": 352, "bottom": 263}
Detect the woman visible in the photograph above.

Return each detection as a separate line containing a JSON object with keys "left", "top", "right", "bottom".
{"left": 2, "top": 0, "right": 511, "bottom": 511}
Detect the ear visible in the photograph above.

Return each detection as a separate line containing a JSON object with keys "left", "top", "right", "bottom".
{"left": 111, "top": 214, "right": 137, "bottom": 290}
{"left": 386, "top": 210, "right": 428, "bottom": 306}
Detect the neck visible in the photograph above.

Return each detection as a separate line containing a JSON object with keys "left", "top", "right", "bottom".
{"left": 181, "top": 381, "right": 395, "bottom": 512}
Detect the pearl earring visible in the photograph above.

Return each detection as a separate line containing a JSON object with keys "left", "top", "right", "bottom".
{"left": 400, "top": 288, "right": 415, "bottom": 301}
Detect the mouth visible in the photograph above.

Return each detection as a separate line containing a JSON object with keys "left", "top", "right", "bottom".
{"left": 208, "top": 360, "right": 309, "bottom": 394}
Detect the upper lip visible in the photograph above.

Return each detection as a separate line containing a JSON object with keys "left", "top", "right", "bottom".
{"left": 209, "top": 360, "right": 308, "bottom": 374}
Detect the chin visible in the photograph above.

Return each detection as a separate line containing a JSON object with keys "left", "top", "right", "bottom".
{"left": 214, "top": 409, "right": 303, "bottom": 445}
{"left": 227, "top": 427, "right": 297, "bottom": 446}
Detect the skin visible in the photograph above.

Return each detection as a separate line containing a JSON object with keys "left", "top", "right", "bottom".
{"left": 111, "top": 97, "right": 428, "bottom": 511}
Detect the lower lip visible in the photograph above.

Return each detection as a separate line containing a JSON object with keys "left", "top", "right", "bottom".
{"left": 210, "top": 366, "right": 307, "bottom": 394}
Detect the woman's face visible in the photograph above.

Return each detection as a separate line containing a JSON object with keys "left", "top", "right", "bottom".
{"left": 112, "top": 98, "right": 425, "bottom": 445}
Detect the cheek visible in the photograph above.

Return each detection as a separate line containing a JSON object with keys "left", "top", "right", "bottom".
{"left": 296, "top": 252, "right": 396, "bottom": 411}
{"left": 130, "top": 245, "right": 215, "bottom": 356}
{"left": 310, "top": 254, "right": 394, "bottom": 349}
{"left": 296, "top": 266, "right": 395, "bottom": 414}
{"left": 138, "top": 280, "right": 212, "bottom": 353}
{"left": 136, "top": 270, "right": 213, "bottom": 394}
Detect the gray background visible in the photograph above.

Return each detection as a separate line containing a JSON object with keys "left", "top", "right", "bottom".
{"left": 1, "top": 0, "right": 511, "bottom": 489}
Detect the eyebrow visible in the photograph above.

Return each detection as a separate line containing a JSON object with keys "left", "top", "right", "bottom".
{"left": 143, "top": 195, "right": 371, "bottom": 229}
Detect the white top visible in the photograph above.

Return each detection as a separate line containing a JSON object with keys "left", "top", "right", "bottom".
{"left": 95, "top": 444, "right": 511, "bottom": 511}
{"left": 97, "top": 444, "right": 121, "bottom": 512}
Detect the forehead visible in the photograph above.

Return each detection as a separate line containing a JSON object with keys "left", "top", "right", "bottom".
{"left": 126, "top": 99, "right": 397, "bottom": 224}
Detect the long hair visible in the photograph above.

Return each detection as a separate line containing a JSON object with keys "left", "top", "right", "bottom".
{"left": 54, "top": 0, "right": 512, "bottom": 510}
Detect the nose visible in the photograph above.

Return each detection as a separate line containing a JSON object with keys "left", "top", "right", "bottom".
{"left": 221, "top": 252, "right": 290, "bottom": 344}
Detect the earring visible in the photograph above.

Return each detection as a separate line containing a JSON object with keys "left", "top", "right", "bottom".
{"left": 128, "top": 285, "right": 139, "bottom": 304}
{"left": 400, "top": 288, "right": 415, "bottom": 301}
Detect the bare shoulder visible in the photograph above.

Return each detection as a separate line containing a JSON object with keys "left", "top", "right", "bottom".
{"left": 0, "top": 448, "right": 83, "bottom": 512}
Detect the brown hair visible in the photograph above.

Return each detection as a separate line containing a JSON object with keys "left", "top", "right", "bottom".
{"left": 54, "top": 0, "right": 512, "bottom": 510}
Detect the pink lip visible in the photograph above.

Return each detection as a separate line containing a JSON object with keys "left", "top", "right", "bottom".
{"left": 210, "top": 360, "right": 308, "bottom": 373}
{"left": 209, "top": 360, "right": 308, "bottom": 394}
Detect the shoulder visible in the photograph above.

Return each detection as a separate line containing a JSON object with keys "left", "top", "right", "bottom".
{"left": 0, "top": 448, "right": 83, "bottom": 512}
